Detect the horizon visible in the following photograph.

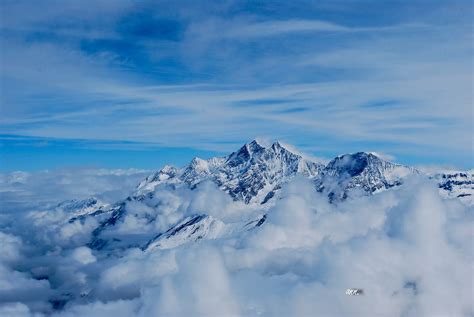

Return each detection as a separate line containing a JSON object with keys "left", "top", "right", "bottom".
{"left": 1, "top": 1, "right": 473, "bottom": 171}
{"left": 1, "top": 134, "right": 471, "bottom": 172}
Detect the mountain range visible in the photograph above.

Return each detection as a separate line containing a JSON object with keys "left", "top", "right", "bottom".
{"left": 60, "top": 140, "right": 472, "bottom": 253}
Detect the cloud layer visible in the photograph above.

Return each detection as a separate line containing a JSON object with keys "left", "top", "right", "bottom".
{"left": 0, "top": 169, "right": 472, "bottom": 316}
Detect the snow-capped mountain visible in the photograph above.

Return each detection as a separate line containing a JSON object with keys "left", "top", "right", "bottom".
{"left": 317, "top": 152, "right": 418, "bottom": 201}
{"left": 136, "top": 140, "right": 324, "bottom": 204}
{"left": 87, "top": 140, "right": 326, "bottom": 251}
{"left": 59, "top": 140, "right": 470, "bottom": 252}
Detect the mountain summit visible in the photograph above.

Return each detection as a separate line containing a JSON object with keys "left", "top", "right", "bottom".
{"left": 318, "top": 152, "right": 418, "bottom": 201}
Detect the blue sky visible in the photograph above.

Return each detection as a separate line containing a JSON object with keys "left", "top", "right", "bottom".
{"left": 0, "top": 0, "right": 472, "bottom": 171}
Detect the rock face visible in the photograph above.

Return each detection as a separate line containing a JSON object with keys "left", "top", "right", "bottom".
{"left": 60, "top": 140, "right": 470, "bottom": 252}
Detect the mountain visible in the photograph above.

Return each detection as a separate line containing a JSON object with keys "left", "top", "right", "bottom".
{"left": 59, "top": 140, "right": 470, "bottom": 252}
{"left": 57, "top": 197, "right": 109, "bottom": 222}
{"left": 317, "top": 152, "right": 418, "bottom": 201}
{"left": 135, "top": 140, "right": 324, "bottom": 204}
{"left": 87, "top": 140, "right": 326, "bottom": 251}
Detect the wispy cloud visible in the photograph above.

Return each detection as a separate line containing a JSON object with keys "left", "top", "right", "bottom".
{"left": 223, "top": 19, "right": 426, "bottom": 38}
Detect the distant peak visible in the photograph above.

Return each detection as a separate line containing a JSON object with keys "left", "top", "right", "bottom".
{"left": 246, "top": 139, "right": 267, "bottom": 152}
{"left": 336, "top": 152, "right": 397, "bottom": 163}
{"left": 246, "top": 139, "right": 294, "bottom": 153}
{"left": 273, "top": 140, "right": 293, "bottom": 149}
{"left": 252, "top": 138, "right": 271, "bottom": 148}
{"left": 327, "top": 152, "right": 375, "bottom": 176}
{"left": 271, "top": 141, "right": 285, "bottom": 151}
{"left": 248, "top": 139, "right": 261, "bottom": 146}
{"left": 243, "top": 140, "right": 266, "bottom": 154}
{"left": 271, "top": 141, "right": 302, "bottom": 156}
{"left": 190, "top": 157, "right": 204, "bottom": 163}
{"left": 160, "top": 165, "right": 177, "bottom": 173}
{"left": 337, "top": 152, "right": 377, "bottom": 161}
{"left": 272, "top": 140, "right": 282, "bottom": 147}
{"left": 226, "top": 139, "right": 272, "bottom": 167}
{"left": 189, "top": 157, "right": 209, "bottom": 168}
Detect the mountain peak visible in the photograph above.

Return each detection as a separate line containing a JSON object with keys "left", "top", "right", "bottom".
{"left": 326, "top": 152, "right": 390, "bottom": 177}
{"left": 161, "top": 165, "right": 178, "bottom": 174}
{"left": 271, "top": 140, "right": 283, "bottom": 148}
{"left": 270, "top": 140, "right": 294, "bottom": 153}
{"left": 249, "top": 139, "right": 266, "bottom": 147}
{"left": 226, "top": 140, "right": 265, "bottom": 167}
{"left": 252, "top": 138, "right": 273, "bottom": 148}
{"left": 319, "top": 151, "right": 418, "bottom": 200}
{"left": 235, "top": 139, "right": 299, "bottom": 158}
{"left": 190, "top": 157, "right": 208, "bottom": 169}
{"left": 247, "top": 139, "right": 267, "bottom": 152}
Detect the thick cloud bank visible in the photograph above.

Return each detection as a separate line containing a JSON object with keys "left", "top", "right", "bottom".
{"left": 0, "top": 170, "right": 472, "bottom": 316}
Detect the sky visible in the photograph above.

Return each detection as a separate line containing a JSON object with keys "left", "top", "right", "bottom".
{"left": 0, "top": 0, "right": 473, "bottom": 171}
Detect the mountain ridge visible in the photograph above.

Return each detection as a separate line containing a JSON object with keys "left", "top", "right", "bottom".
{"left": 134, "top": 140, "right": 417, "bottom": 205}
{"left": 58, "top": 140, "right": 471, "bottom": 252}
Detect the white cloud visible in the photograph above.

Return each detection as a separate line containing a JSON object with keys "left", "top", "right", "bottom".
{"left": 226, "top": 19, "right": 351, "bottom": 38}
{"left": 369, "top": 151, "right": 396, "bottom": 162}
{"left": 70, "top": 247, "right": 96, "bottom": 265}
{"left": 223, "top": 19, "right": 425, "bottom": 39}
{"left": 0, "top": 302, "right": 33, "bottom": 317}
{"left": 0, "top": 171, "right": 472, "bottom": 316}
